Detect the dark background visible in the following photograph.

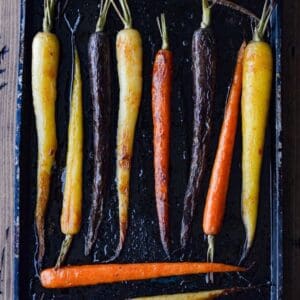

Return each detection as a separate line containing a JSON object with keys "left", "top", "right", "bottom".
{"left": 282, "top": 1, "right": 300, "bottom": 300}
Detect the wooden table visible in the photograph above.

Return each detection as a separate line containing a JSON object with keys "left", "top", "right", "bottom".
{"left": 0, "top": 0, "right": 299, "bottom": 299}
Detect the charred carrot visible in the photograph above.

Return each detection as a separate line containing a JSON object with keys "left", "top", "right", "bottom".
{"left": 180, "top": 0, "right": 216, "bottom": 249}
{"left": 85, "top": 0, "right": 112, "bottom": 256}
{"left": 41, "top": 262, "right": 244, "bottom": 288}
{"left": 152, "top": 14, "right": 173, "bottom": 257}
{"left": 241, "top": 0, "right": 274, "bottom": 262}
{"left": 56, "top": 14, "right": 83, "bottom": 268}
{"left": 32, "top": 0, "right": 59, "bottom": 264}
{"left": 108, "top": 0, "right": 143, "bottom": 261}
{"left": 202, "top": 43, "right": 246, "bottom": 271}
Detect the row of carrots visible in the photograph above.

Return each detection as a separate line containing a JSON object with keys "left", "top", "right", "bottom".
{"left": 31, "top": 0, "right": 274, "bottom": 296}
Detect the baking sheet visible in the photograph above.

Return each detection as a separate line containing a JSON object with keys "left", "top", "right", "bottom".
{"left": 14, "top": 0, "right": 283, "bottom": 299}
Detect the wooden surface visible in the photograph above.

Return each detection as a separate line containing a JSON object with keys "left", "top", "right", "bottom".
{"left": 0, "top": 0, "right": 298, "bottom": 299}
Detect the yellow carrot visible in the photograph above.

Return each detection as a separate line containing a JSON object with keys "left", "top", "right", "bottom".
{"left": 32, "top": 0, "right": 59, "bottom": 264}
{"left": 241, "top": 0, "right": 274, "bottom": 261}
{"left": 108, "top": 0, "right": 143, "bottom": 261}
{"left": 56, "top": 15, "right": 83, "bottom": 268}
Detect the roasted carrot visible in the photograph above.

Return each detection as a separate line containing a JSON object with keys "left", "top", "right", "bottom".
{"left": 41, "top": 262, "right": 244, "bottom": 288}
{"left": 132, "top": 286, "right": 260, "bottom": 299}
{"left": 202, "top": 43, "right": 246, "bottom": 272}
{"left": 32, "top": 0, "right": 59, "bottom": 264}
{"left": 240, "top": 0, "right": 274, "bottom": 262}
{"left": 85, "top": 0, "right": 112, "bottom": 256}
{"left": 152, "top": 14, "right": 173, "bottom": 257}
{"left": 108, "top": 0, "right": 143, "bottom": 261}
{"left": 56, "top": 14, "right": 83, "bottom": 268}
{"left": 180, "top": 0, "right": 216, "bottom": 250}
{"left": 133, "top": 289, "right": 226, "bottom": 300}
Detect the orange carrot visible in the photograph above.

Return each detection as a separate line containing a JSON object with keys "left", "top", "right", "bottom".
{"left": 41, "top": 262, "right": 244, "bottom": 289}
{"left": 202, "top": 43, "right": 246, "bottom": 274}
{"left": 152, "top": 14, "right": 173, "bottom": 257}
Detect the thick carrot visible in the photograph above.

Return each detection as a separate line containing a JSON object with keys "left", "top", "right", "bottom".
{"left": 202, "top": 42, "right": 246, "bottom": 269}
{"left": 152, "top": 14, "right": 173, "bottom": 257}
{"left": 56, "top": 14, "right": 83, "bottom": 268}
{"left": 41, "top": 262, "right": 245, "bottom": 289}
{"left": 32, "top": 0, "right": 59, "bottom": 264}
{"left": 240, "top": 0, "right": 274, "bottom": 262}
{"left": 108, "top": 0, "right": 143, "bottom": 261}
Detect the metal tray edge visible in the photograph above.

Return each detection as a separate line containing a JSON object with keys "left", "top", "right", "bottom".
{"left": 14, "top": 0, "right": 26, "bottom": 299}
{"left": 270, "top": 1, "right": 283, "bottom": 299}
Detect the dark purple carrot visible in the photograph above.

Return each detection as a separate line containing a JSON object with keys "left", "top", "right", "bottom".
{"left": 85, "top": 0, "right": 112, "bottom": 256}
{"left": 180, "top": 0, "right": 216, "bottom": 250}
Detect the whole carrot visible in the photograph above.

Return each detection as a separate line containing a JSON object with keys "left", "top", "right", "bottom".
{"left": 152, "top": 14, "right": 173, "bottom": 257}
{"left": 203, "top": 42, "right": 246, "bottom": 271}
{"left": 240, "top": 0, "right": 274, "bottom": 262}
{"left": 108, "top": 0, "right": 143, "bottom": 261}
{"left": 41, "top": 262, "right": 244, "bottom": 289}
{"left": 56, "top": 14, "right": 83, "bottom": 268}
{"left": 180, "top": 0, "right": 216, "bottom": 249}
{"left": 32, "top": 0, "right": 59, "bottom": 264}
{"left": 85, "top": 0, "right": 112, "bottom": 256}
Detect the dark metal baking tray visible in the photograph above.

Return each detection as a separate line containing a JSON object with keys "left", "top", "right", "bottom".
{"left": 14, "top": 0, "right": 283, "bottom": 299}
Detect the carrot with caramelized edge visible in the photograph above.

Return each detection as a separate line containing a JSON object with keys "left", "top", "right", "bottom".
{"left": 108, "top": 0, "right": 143, "bottom": 261}
{"left": 152, "top": 14, "right": 173, "bottom": 257}
{"left": 32, "top": 0, "right": 59, "bottom": 264}
{"left": 41, "top": 262, "right": 244, "bottom": 288}
{"left": 240, "top": 0, "right": 274, "bottom": 262}
{"left": 85, "top": 0, "right": 112, "bottom": 256}
{"left": 180, "top": 0, "right": 216, "bottom": 250}
{"left": 202, "top": 42, "right": 246, "bottom": 278}
{"left": 55, "top": 14, "right": 83, "bottom": 268}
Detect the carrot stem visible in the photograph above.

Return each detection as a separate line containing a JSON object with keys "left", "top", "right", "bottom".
{"left": 210, "top": 0, "right": 259, "bottom": 22}
{"left": 43, "top": 0, "right": 56, "bottom": 32}
{"left": 201, "top": 0, "right": 211, "bottom": 28}
{"left": 96, "top": 0, "right": 111, "bottom": 32}
{"left": 156, "top": 14, "right": 169, "bottom": 50}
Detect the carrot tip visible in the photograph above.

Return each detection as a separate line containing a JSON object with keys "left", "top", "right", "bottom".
{"left": 102, "top": 239, "right": 123, "bottom": 263}
{"left": 55, "top": 234, "right": 73, "bottom": 269}
{"left": 239, "top": 240, "right": 251, "bottom": 265}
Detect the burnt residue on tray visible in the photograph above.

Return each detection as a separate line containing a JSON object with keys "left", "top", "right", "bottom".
{"left": 18, "top": 0, "right": 275, "bottom": 299}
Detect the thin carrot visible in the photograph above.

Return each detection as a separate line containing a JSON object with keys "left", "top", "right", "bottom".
{"left": 240, "top": 0, "right": 274, "bottom": 262}
{"left": 108, "top": 0, "right": 143, "bottom": 261}
{"left": 55, "top": 14, "right": 83, "bottom": 268}
{"left": 202, "top": 42, "right": 246, "bottom": 275}
{"left": 41, "top": 262, "right": 245, "bottom": 289}
{"left": 152, "top": 14, "right": 173, "bottom": 257}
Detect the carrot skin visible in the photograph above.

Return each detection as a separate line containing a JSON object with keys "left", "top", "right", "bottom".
{"left": 180, "top": 26, "right": 216, "bottom": 249}
{"left": 32, "top": 32, "right": 59, "bottom": 262}
{"left": 152, "top": 49, "right": 173, "bottom": 256}
{"left": 241, "top": 41, "right": 273, "bottom": 258}
{"left": 203, "top": 42, "right": 246, "bottom": 236}
{"left": 85, "top": 32, "right": 111, "bottom": 255}
{"left": 41, "top": 262, "right": 245, "bottom": 289}
{"left": 114, "top": 28, "right": 143, "bottom": 259}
